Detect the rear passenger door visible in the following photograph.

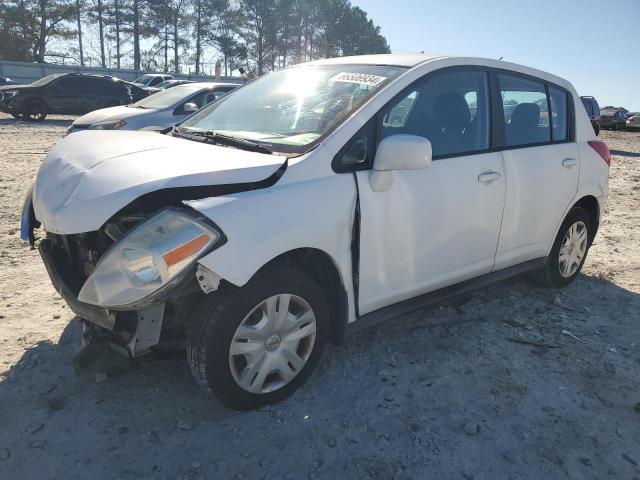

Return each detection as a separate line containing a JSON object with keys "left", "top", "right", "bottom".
{"left": 80, "top": 78, "right": 111, "bottom": 112}
{"left": 47, "top": 76, "right": 82, "bottom": 114}
{"left": 494, "top": 73, "right": 579, "bottom": 269}
{"left": 355, "top": 68, "right": 507, "bottom": 315}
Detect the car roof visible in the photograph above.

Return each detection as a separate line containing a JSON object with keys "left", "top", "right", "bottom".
{"left": 301, "top": 53, "right": 574, "bottom": 91}
{"left": 177, "top": 81, "right": 239, "bottom": 88}
{"left": 304, "top": 53, "right": 447, "bottom": 67}
{"left": 60, "top": 73, "right": 122, "bottom": 81}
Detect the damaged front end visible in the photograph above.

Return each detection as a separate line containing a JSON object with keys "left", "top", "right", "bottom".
{"left": 34, "top": 204, "right": 223, "bottom": 361}
{"left": 22, "top": 129, "right": 288, "bottom": 370}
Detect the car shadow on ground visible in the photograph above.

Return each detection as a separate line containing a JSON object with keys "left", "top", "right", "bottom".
{"left": 0, "top": 118, "right": 73, "bottom": 127}
{"left": 1, "top": 274, "right": 639, "bottom": 479}
{"left": 611, "top": 149, "right": 640, "bottom": 158}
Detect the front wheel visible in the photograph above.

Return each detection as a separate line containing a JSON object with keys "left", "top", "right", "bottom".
{"left": 186, "top": 267, "right": 329, "bottom": 410}
{"left": 530, "top": 207, "right": 592, "bottom": 288}
{"left": 24, "top": 99, "right": 47, "bottom": 121}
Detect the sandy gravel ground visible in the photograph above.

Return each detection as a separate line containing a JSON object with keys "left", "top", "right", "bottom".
{"left": 0, "top": 114, "right": 639, "bottom": 480}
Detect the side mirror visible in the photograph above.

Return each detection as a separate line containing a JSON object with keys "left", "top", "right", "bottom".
{"left": 370, "top": 135, "right": 432, "bottom": 192}
{"left": 373, "top": 134, "right": 432, "bottom": 171}
{"left": 183, "top": 102, "right": 198, "bottom": 113}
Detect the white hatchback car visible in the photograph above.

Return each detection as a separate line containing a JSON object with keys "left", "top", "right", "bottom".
{"left": 67, "top": 82, "right": 238, "bottom": 133}
{"left": 22, "top": 54, "right": 610, "bottom": 410}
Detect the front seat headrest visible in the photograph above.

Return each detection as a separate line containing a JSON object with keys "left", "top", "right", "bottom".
{"left": 433, "top": 93, "right": 471, "bottom": 132}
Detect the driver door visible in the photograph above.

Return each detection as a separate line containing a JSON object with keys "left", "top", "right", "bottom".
{"left": 353, "top": 69, "right": 507, "bottom": 315}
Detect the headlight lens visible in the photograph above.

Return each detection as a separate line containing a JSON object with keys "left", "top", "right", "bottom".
{"left": 78, "top": 208, "right": 221, "bottom": 308}
{"left": 88, "top": 119, "right": 127, "bottom": 130}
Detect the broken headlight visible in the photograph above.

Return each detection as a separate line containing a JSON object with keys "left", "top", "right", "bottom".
{"left": 78, "top": 208, "right": 221, "bottom": 308}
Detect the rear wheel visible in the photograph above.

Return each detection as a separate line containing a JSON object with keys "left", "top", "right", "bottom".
{"left": 24, "top": 99, "right": 47, "bottom": 121}
{"left": 530, "top": 207, "right": 592, "bottom": 288}
{"left": 186, "top": 267, "right": 329, "bottom": 410}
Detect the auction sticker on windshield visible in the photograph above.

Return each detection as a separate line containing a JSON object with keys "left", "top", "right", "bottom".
{"left": 330, "top": 72, "right": 387, "bottom": 86}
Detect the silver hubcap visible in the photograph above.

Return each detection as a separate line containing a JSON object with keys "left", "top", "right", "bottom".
{"left": 558, "top": 221, "right": 588, "bottom": 278}
{"left": 229, "top": 294, "right": 317, "bottom": 394}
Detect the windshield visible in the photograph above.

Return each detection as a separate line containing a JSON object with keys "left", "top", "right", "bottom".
{"left": 134, "top": 75, "right": 155, "bottom": 85}
{"left": 178, "top": 64, "right": 405, "bottom": 154}
{"left": 156, "top": 80, "right": 176, "bottom": 89}
{"left": 132, "top": 85, "right": 204, "bottom": 109}
{"left": 30, "top": 74, "right": 65, "bottom": 87}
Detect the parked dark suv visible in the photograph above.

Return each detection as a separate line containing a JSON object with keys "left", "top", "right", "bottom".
{"left": 580, "top": 96, "right": 601, "bottom": 135}
{"left": 0, "top": 73, "right": 149, "bottom": 121}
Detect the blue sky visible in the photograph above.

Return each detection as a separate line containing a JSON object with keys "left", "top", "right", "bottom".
{"left": 352, "top": 0, "right": 640, "bottom": 111}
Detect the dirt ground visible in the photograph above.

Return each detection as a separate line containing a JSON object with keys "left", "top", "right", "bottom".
{"left": 0, "top": 113, "right": 639, "bottom": 480}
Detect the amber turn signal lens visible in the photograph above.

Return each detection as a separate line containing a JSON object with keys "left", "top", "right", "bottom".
{"left": 162, "top": 233, "right": 211, "bottom": 267}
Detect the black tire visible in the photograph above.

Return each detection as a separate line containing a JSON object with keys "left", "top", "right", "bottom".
{"left": 24, "top": 99, "right": 47, "bottom": 121}
{"left": 530, "top": 207, "right": 593, "bottom": 288}
{"left": 594, "top": 123, "right": 600, "bottom": 136}
{"left": 186, "top": 267, "right": 329, "bottom": 410}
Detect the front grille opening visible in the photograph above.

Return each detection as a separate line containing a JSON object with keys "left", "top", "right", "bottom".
{"left": 46, "top": 211, "right": 150, "bottom": 293}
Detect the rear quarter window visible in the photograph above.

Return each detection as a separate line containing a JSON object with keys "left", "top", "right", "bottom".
{"left": 549, "top": 87, "right": 568, "bottom": 141}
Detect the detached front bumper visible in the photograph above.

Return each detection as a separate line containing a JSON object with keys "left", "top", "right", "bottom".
{"left": 39, "top": 238, "right": 116, "bottom": 330}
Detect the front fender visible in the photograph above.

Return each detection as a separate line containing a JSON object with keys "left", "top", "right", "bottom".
{"left": 186, "top": 174, "right": 357, "bottom": 320}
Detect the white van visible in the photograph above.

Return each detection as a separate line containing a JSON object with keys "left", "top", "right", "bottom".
{"left": 22, "top": 54, "right": 611, "bottom": 410}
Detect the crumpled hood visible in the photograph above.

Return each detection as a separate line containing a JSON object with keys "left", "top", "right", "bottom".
{"left": 72, "top": 105, "right": 151, "bottom": 126}
{"left": 33, "top": 130, "right": 285, "bottom": 234}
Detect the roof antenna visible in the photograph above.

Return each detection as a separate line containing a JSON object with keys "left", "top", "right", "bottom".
{"left": 498, "top": 56, "right": 504, "bottom": 60}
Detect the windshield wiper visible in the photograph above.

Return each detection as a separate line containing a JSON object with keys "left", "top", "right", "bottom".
{"left": 176, "top": 129, "right": 274, "bottom": 155}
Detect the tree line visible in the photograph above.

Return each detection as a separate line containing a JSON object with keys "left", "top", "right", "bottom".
{"left": 0, "top": 0, "right": 390, "bottom": 76}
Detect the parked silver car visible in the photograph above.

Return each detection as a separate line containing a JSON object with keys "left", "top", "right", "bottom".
{"left": 67, "top": 82, "right": 238, "bottom": 133}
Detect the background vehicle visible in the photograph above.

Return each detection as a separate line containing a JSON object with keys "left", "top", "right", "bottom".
{"left": 626, "top": 112, "right": 640, "bottom": 130}
{"left": 124, "top": 81, "right": 153, "bottom": 103}
{"left": 133, "top": 74, "right": 173, "bottom": 87}
{"left": 0, "top": 76, "right": 15, "bottom": 86}
{"left": 600, "top": 108, "right": 627, "bottom": 130}
{"left": 580, "top": 96, "right": 601, "bottom": 135}
{"left": 156, "top": 79, "right": 195, "bottom": 90}
{"left": 0, "top": 73, "right": 149, "bottom": 121}
{"left": 68, "top": 82, "right": 238, "bottom": 132}
{"left": 25, "top": 54, "right": 610, "bottom": 410}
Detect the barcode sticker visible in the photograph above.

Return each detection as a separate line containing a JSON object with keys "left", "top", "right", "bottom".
{"left": 330, "top": 72, "right": 387, "bottom": 87}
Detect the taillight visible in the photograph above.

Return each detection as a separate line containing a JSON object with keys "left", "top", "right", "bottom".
{"left": 588, "top": 140, "right": 611, "bottom": 166}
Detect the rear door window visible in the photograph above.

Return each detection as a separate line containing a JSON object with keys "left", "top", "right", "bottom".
{"left": 498, "top": 74, "right": 551, "bottom": 146}
{"left": 85, "top": 78, "right": 110, "bottom": 94}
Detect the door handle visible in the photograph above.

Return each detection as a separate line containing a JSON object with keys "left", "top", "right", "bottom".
{"left": 477, "top": 172, "right": 501, "bottom": 184}
{"left": 562, "top": 158, "right": 577, "bottom": 169}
